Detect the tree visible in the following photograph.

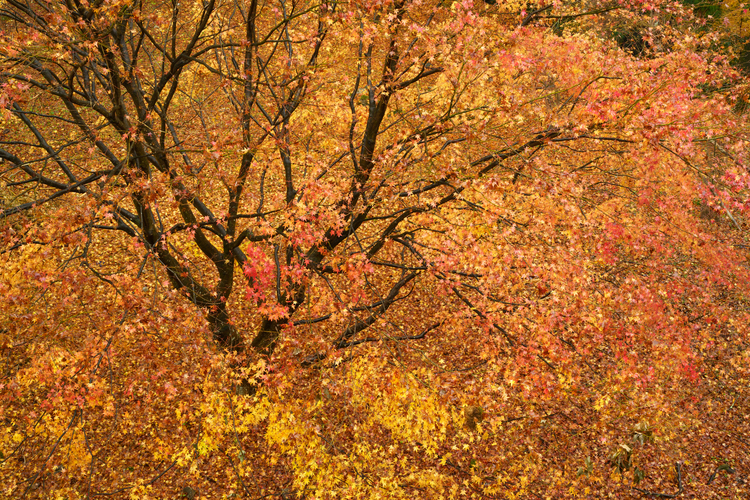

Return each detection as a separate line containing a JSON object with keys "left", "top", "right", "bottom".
{"left": 1, "top": 0, "right": 749, "bottom": 497}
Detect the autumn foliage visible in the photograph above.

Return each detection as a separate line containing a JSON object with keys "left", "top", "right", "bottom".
{"left": 1, "top": 0, "right": 750, "bottom": 497}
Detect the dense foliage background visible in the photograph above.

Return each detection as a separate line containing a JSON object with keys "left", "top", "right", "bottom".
{"left": 1, "top": 0, "right": 749, "bottom": 498}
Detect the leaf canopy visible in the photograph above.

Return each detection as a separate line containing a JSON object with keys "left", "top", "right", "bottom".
{"left": 1, "top": 0, "right": 749, "bottom": 497}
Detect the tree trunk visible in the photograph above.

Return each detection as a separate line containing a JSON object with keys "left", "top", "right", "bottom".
{"left": 207, "top": 303, "right": 243, "bottom": 352}
{"left": 251, "top": 318, "right": 282, "bottom": 357}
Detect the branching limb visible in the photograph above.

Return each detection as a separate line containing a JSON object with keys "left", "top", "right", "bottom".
{"left": 633, "top": 462, "right": 684, "bottom": 498}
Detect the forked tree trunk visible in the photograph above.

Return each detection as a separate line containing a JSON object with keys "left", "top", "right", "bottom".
{"left": 207, "top": 303, "right": 243, "bottom": 352}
